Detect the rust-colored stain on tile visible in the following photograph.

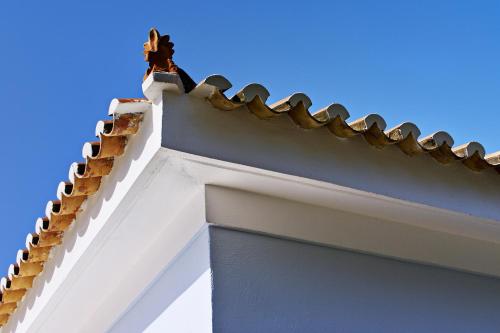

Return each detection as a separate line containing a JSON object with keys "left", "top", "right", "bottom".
{"left": 0, "top": 103, "right": 145, "bottom": 327}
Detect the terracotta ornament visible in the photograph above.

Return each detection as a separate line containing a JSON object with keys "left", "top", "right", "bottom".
{"left": 143, "top": 28, "right": 196, "bottom": 92}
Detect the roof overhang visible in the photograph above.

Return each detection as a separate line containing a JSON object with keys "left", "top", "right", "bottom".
{"left": 3, "top": 75, "right": 500, "bottom": 332}
{"left": 156, "top": 77, "right": 500, "bottom": 221}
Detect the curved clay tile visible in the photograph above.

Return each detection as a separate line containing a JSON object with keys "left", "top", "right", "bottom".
{"left": 192, "top": 74, "right": 500, "bottom": 174}
{"left": 0, "top": 102, "right": 146, "bottom": 327}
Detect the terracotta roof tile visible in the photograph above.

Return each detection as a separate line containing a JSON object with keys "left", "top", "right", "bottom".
{"left": 0, "top": 98, "right": 149, "bottom": 327}
{"left": 190, "top": 74, "right": 500, "bottom": 174}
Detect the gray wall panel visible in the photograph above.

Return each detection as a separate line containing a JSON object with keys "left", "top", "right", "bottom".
{"left": 210, "top": 226, "right": 500, "bottom": 333}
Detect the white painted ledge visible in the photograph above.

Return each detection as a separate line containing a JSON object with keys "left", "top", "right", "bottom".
{"left": 206, "top": 185, "right": 500, "bottom": 277}
{"left": 142, "top": 72, "right": 184, "bottom": 102}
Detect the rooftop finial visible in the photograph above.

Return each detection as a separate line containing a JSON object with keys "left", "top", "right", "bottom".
{"left": 143, "top": 28, "right": 178, "bottom": 81}
{"left": 143, "top": 28, "right": 196, "bottom": 92}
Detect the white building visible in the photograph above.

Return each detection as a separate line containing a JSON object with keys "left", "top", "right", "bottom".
{"left": 1, "top": 71, "right": 500, "bottom": 332}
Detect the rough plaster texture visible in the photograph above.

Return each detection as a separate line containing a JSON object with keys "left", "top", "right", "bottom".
{"left": 209, "top": 226, "right": 500, "bottom": 333}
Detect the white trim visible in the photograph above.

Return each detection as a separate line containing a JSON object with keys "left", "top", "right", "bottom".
{"left": 167, "top": 149, "right": 500, "bottom": 245}
{"left": 206, "top": 185, "right": 500, "bottom": 277}
{"left": 142, "top": 73, "right": 184, "bottom": 102}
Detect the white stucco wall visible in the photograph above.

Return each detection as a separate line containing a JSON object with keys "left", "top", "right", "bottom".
{"left": 109, "top": 227, "right": 212, "bottom": 333}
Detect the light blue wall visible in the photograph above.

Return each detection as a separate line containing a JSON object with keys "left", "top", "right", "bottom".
{"left": 210, "top": 226, "right": 500, "bottom": 333}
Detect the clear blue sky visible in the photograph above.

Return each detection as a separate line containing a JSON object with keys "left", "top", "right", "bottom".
{"left": 0, "top": 1, "right": 498, "bottom": 271}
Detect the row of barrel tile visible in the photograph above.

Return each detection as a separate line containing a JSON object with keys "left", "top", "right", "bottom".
{"left": 0, "top": 103, "right": 144, "bottom": 326}
{"left": 190, "top": 75, "right": 499, "bottom": 173}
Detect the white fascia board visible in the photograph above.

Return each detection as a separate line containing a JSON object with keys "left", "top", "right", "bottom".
{"left": 170, "top": 150, "right": 500, "bottom": 246}
{"left": 170, "top": 148, "right": 500, "bottom": 277}
{"left": 206, "top": 185, "right": 500, "bottom": 277}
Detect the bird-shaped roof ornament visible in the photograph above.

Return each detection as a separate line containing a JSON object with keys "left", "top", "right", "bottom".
{"left": 143, "top": 28, "right": 196, "bottom": 92}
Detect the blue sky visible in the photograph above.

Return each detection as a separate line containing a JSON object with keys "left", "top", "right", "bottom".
{"left": 0, "top": 1, "right": 498, "bottom": 271}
